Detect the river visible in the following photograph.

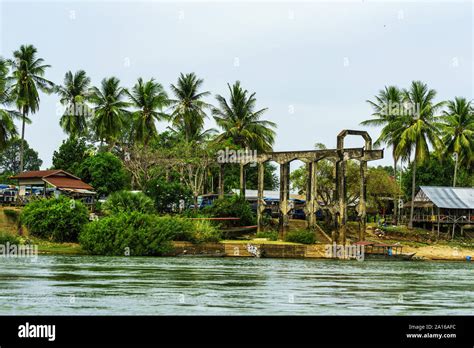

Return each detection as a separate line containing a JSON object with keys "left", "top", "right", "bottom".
{"left": 0, "top": 255, "right": 472, "bottom": 315}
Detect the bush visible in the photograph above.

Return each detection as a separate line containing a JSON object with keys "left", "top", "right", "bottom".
{"left": 3, "top": 209, "right": 20, "bottom": 225}
{"left": 284, "top": 230, "right": 316, "bottom": 244}
{"left": 0, "top": 231, "right": 20, "bottom": 245}
{"left": 21, "top": 197, "right": 89, "bottom": 242}
{"left": 191, "top": 220, "right": 222, "bottom": 243}
{"left": 144, "top": 178, "right": 192, "bottom": 213}
{"left": 255, "top": 231, "right": 278, "bottom": 241}
{"left": 102, "top": 191, "right": 155, "bottom": 215}
{"left": 203, "top": 195, "right": 256, "bottom": 226}
{"left": 79, "top": 212, "right": 196, "bottom": 256}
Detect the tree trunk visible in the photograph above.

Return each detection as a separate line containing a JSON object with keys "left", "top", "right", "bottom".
{"left": 393, "top": 157, "right": 398, "bottom": 225}
{"left": 19, "top": 108, "right": 26, "bottom": 172}
{"left": 408, "top": 157, "right": 417, "bottom": 229}
{"left": 193, "top": 194, "right": 198, "bottom": 212}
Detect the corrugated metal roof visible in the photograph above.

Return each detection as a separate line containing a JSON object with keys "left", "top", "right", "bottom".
{"left": 419, "top": 186, "right": 474, "bottom": 209}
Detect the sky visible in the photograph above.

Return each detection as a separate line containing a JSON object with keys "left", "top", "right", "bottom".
{"left": 0, "top": 0, "right": 472, "bottom": 170}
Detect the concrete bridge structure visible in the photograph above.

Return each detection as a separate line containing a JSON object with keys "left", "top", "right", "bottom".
{"left": 217, "top": 130, "right": 384, "bottom": 244}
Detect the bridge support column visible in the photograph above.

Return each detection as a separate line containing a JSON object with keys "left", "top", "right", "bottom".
{"left": 257, "top": 162, "right": 265, "bottom": 233}
{"left": 359, "top": 160, "right": 367, "bottom": 241}
{"left": 335, "top": 157, "right": 347, "bottom": 245}
{"left": 306, "top": 161, "right": 318, "bottom": 229}
{"left": 279, "top": 162, "right": 290, "bottom": 236}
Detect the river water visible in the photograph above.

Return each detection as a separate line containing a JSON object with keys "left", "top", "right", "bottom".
{"left": 0, "top": 255, "right": 472, "bottom": 315}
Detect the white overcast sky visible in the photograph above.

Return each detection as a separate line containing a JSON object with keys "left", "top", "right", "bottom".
{"left": 0, "top": 0, "right": 472, "bottom": 169}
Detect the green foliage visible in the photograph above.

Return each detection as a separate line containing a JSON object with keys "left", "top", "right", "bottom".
{"left": 0, "top": 231, "right": 20, "bottom": 245}
{"left": 401, "top": 154, "right": 473, "bottom": 198}
{"left": 79, "top": 152, "right": 128, "bottom": 196}
{"left": 284, "top": 230, "right": 316, "bottom": 244}
{"left": 21, "top": 197, "right": 89, "bottom": 242}
{"left": 190, "top": 220, "right": 222, "bottom": 243}
{"left": 203, "top": 195, "right": 256, "bottom": 226}
{"left": 52, "top": 137, "right": 92, "bottom": 176}
{"left": 144, "top": 178, "right": 192, "bottom": 212}
{"left": 3, "top": 209, "right": 20, "bottom": 225}
{"left": 102, "top": 190, "right": 155, "bottom": 215}
{"left": 79, "top": 212, "right": 195, "bottom": 256}
{"left": 0, "top": 138, "right": 42, "bottom": 174}
{"left": 255, "top": 231, "right": 278, "bottom": 241}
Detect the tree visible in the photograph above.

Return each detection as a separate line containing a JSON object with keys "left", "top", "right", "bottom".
{"left": 361, "top": 85, "right": 405, "bottom": 223}
{"left": 52, "top": 137, "right": 93, "bottom": 176}
{"left": 0, "top": 57, "right": 18, "bottom": 150}
{"left": 89, "top": 77, "right": 129, "bottom": 148}
{"left": 125, "top": 78, "right": 169, "bottom": 146}
{"left": 440, "top": 97, "right": 474, "bottom": 175}
{"left": 0, "top": 138, "right": 42, "bottom": 174}
{"left": 401, "top": 154, "right": 473, "bottom": 198}
{"left": 169, "top": 73, "right": 211, "bottom": 142}
{"left": 144, "top": 178, "right": 192, "bottom": 213}
{"left": 8, "top": 44, "right": 54, "bottom": 172}
{"left": 79, "top": 152, "right": 128, "bottom": 196}
{"left": 395, "top": 81, "right": 444, "bottom": 228}
{"left": 366, "top": 167, "right": 400, "bottom": 213}
{"left": 55, "top": 70, "right": 92, "bottom": 138}
{"left": 213, "top": 81, "right": 276, "bottom": 152}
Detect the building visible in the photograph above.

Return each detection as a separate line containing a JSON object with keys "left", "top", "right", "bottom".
{"left": 10, "top": 170, "right": 96, "bottom": 205}
{"left": 403, "top": 186, "right": 474, "bottom": 237}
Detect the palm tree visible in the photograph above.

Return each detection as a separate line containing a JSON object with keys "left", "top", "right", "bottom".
{"left": 125, "top": 78, "right": 168, "bottom": 146}
{"left": 361, "top": 86, "right": 406, "bottom": 224}
{"left": 169, "top": 73, "right": 211, "bottom": 142}
{"left": 88, "top": 77, "right": 129, "bottom": 148}
{"left": 55, "top": 70, "right": 92, "bottom": 138}
{"left": 212, "top": 81, "right": 276, "bottom": 152}
{"left": 0, "top": 58, "right": 18, "bottom": 150}
{"left": 8, "top": 44, "right": 54, "bottom": 172}
{"left": 395, "top": 81, "right": 444, "bottom": 228}
{"left": 440, "top": 97, "right": 474, "bottom": 179}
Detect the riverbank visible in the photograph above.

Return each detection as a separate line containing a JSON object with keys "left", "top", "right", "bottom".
{"left": 17, "top": 239, "right": 473, "bottom": 261}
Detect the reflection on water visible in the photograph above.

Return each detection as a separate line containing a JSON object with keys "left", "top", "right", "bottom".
{"left": 0, "top": 255, "right": 472, "bottom": 315}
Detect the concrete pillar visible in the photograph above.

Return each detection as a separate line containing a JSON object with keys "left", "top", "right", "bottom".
{"left": 218, "top": 164, "right": 224, "bottom": 198}
{"left": 239, "top": 163, "right": 246, "bottom": 197}
{"left": 279, "top": 162, "right": 290, "bottom": 235}
{"left": 257, "top": 162, "right": 265, "bottom": 232}
{"left": 306, "top": 161, "right": 318, "bottom": 229}
{"left": 336, "top": 157, "right": 347, "bottom": 245}
{"left": 359, "top": 160, "right": 367, "bottom": 241}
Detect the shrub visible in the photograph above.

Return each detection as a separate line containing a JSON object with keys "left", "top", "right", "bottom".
{"left": 191, "top": 220, "right": 222, "bottom": 243}
{"left": 0, "top": 231, "right": 20, "bottom": 245}
{"left": 3, "top": 209, "right": 20, "bottom": 225}
{"left": 255, "top": 231, "right": 278, "bottom": 241}
{"left": 79, "top": 212, "right": 196, "bottom": 256}
{"left": 102, "top": 190, "right": 155, "bottom": 215}
{"left": 144, "top": 178, "right": 192, "bottom": 213}
{"left": 21, "top": 197, "right": 89, "bottom": 242}
{"left": 284, "top": 230, "right": 316, "bottom": 244}
{"left": 203, "top": 195, "right": 256, "bottom": 226}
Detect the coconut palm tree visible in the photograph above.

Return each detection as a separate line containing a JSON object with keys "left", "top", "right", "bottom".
{"left": 212, "top": 81, "right": 276, "bottom": 152}
{"left": 88, "top": 77, "right": 129, "bottom": 148}
{"left": 395, "top": 81, "right": 444, "bottom": 228}
{"left": 361, "top": 85, "right": 407, "bottom": 224}
{"left": 125, "top": 78, "right": 169, "bottom": 146}
{"left": 8, "top": 44, "right": 54, "bottom": 172}
{"left": 55, "top": 70, "right": 92, "bottom": 138}
{"left": 440, "top": 97, "right": 474, "bottom": 177}
{"left": 168, "top": 73, "right": 211, "bottom": 142}
{"left": 0, "top": 58, "right": 18, "bottom": 150}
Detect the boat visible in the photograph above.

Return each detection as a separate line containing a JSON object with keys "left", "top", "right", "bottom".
{"left": 353, "top": 241, "right": 416, "bottom": 261}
